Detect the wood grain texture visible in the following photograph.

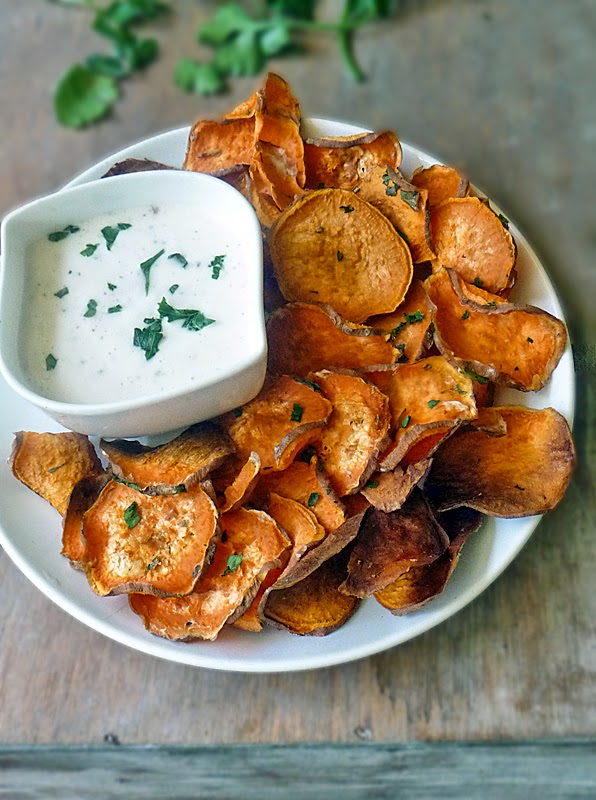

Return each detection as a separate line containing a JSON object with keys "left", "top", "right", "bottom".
{"left": 0, "top": 0, "right": 595, "bottom": 745}
{"left": 1, "top": 741, "right": 596, "bottom": 799}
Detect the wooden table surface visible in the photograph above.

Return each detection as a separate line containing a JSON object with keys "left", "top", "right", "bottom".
{"left": 1, "top": 0, "right": 594, "bottom": 757}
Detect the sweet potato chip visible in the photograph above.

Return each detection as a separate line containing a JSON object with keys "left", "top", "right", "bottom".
{"left": 267, "top": 302, "right": 397, "bottom": 378}
{"left": 355, "top": 166, "right": 434, "bottom": 263}
{"left": 255, "top": 73, "right": 305, "bottom": 190}
{"left": 425, "top": 268, "right": 567, "bottom": 392}
{"left": 269, "top": 188, "right": 413, "bottom": 323}
{"left": 267, "top": 493, "right": 327, "bottom": 564}
{"left": 411, "top": 164, "right": 469, "bottom": 207}
{"left": 310, "top": 370, "right": 391, "bottom": 496}
{"left": 250, "top": 140, "right": 305, "bottom": 211}
{"left": 360, "top": 458, "right": 431, "bottom": 512}
{"left": 374, "top": 506, "right": 484, "bottom": 614}
{"left": 303, "top": 130, "right": 402, "bottom": 189}
{"left": 339, "top": 489, "right": 449, "bottom": 598}
{"left": 10, "top": 431, "right": 103, "bottom": 516}
{"left": 430, "top": 197, "right": 516, "bottom": 293}
{"left": 219, "top": 375, "right": 332, "bottom": 471}
{"left": 183, "top": 116, "right": 255, "bottom": 173}
{"left": 232, "top": 565, "right": 284, "bottom": 632}
{"left": 262, "top": 547, "right": 359, "bottom": 636}
{"left": 366, "top": 279, "right": 433, "bottom": 363}
{"left": 219, "top": 452, "right": 261, "bottom": 512}
{"left": 130, "top": 507, "right": 288, "bottom": 640}
{"left": 367, "top": 356, "right": 477, "bottom": 470}
{"left": 62, "top": 474, "right": 110, "bottom": 568}
{"left": 253, "top": 457, "right": 345, "bottom": 533}
{"left": 425, "top": 406, "right": 575, "bottom": 517}
{"left": 102, "top": 158, "right": 174, "bottom": 178}
{"left": 100, "top": 422, "right": 235, "bottom": 493}
{"left": 82, "top": 481, "right": 219, "bottom": 597}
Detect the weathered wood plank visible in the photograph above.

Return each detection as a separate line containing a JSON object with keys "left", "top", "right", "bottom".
{"left": 1, "top": 741, "right": 596, "bottom": 799}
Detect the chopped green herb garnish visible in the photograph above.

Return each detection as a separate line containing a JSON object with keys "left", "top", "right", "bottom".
{"left": 294, "top": 377, "right": 322, "bottom": 393}
{"left": 391, "top": 321, "right": 406, "bottom": 337}
{"left": 405, "top": 310, "right": 424, "bottom": 324}
{"left": 133, "top": 317, "right": 163, "bottom": 360}
{"left": 169, "top": 284, "right": 179, "bottom": 294}
{"left": 54, "top": 287, "right": 69, "bottom": 299}
{"left": 527, "top": 337, "right": 534, "bottom": 343}
{"left": 473, "top": 277, "right": 484, "bottom": 288}
{"left": 140, "top": 248, "right": 165, "bottom": 294}
{"left": 80, "top": 243, "right": 99, "bottom": 257}
{"left": 299, "top": 445, "right": 317, "bottom": 463}
{"left": 114, "top": 475, "right": 142, "bottom": 492}
{"left": 48, "top": 224, "right": 80, "bottom": 242}
{"left": 108, "top": 304, "right": 122, "bottom": 313}
{"left": 84, "top": 299, "right": 98, "bottom": 317}
{"left": 307, "top": 492, "right": 320, "bottom": 508}
{"left": 498, "top": 213, "right": 510, "bottom": 227}
{"left": 48, "top": 462, "right": 66, "bottom": 474}
{"left": 232, "top": 407, "right": 243, "bottom": 418}
{"left": 209, "top": 254, "right": 225, "bottom": 280}
{"left": 158, "top": 297, "right": 216, "bottom": 331}
{"left": 45, "top": 353, "right": 58, "bottom": 371}
{"left": 146, "top": 556, "right": 159, "bottom": 570}
{"left": 318, "top": 183, "right": 325, "bottom": 190}
{"left": 401, "top": 415, "right": 411, "bottom": 428}
{"left": 428, "top": 399, "right": 440, "bottom": 409}
{"left": 400, "top": 189, "right": 419, "bottom": 211}
{"left": 222, "top": 553, "right": 243, "bottom": 576}
{"left": 291, "top": 403, "right": 303, "bottom": 423}
{"left": 366, "top": 480, "right": 379, "bottom": 489}
{"left": 194, "top": 147, "right": 222, "bottom": 158}
{"left": 107, "top": 282, "right": 117, "bottom": 291}
{"left": 424, "top": 363, "right": 432, "bottom": 370}
{"left": 485, "top": 301, "right": 497, "bottom": 307}
{"left": 461, "top": 310, "right": 470, "bottom": 320}
{"left": 337, "top": 250, "right": 344, "bottom": 261}
{"left": 168, "top": 252, "right": 188, "bottom": 269}
{"left": 340, "top": 204, "right": 354, "bottom": 213}
{"left": 455, "top": 384, "right": 468, "bottom": 395}
{"left": 101, "top": 222, "right": 131, "bottom": 251}
{"left": 123, "top": 501, "right": 140, "bottom": 529}
{"left": 396, "top": 229, "right": 410, "bottom": 244}
{"left": 315, "top": 226, "right": 324, "bottom": 233}
{"left": 465, "top": 369, "right": 489, "bottom": 384}
{"left": 382, "top": 169, "right": 398, "bottom": 196}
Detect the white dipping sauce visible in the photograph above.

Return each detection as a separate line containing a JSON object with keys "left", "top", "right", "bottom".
{"left": 21, "top": 203, "right": 252, "bottom": 404}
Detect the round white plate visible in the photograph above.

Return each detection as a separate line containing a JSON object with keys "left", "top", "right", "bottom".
{"left": 0, "top": 119, "right": 575, "bottom": 672}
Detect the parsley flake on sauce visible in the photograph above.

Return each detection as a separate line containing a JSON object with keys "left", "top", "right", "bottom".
{"left": 169, "top": 284, "right": 179, "bottom": 294}
{"left": 108, "top": 304, "right": 123, "bottom": 313}
{"left": 209, "top": 254, "right": 225, "bottom": 280}
{"left": 140, "top": 248, "right": 165, "bottom": 295}
{"left": 291, "top": 403, "right": 303, "bottom": 423}
{"left": 133, "top": 317, "right": 163, "bottom": 360}
{"left": 168, "top": 252, "right": 188, "bottom": 269}
{"left": 48, "top": 225, "right": 80, "bottom": 242}
{"left": 123, "top": 501, "right": 140, "bottom": 529}
{"left": 84, "top": 299, "right": 98, "bottom": 317}
{"left": 158, "top": 297, "right": 215, "bottom": 332}
{"left": 101, "top": 222, "right": 131, "bottom": 251}
{"left": 46, "top": 354, "right": 58, "bottom": 371}
{"left": 107, "top": 282, "right": 117, "bottom": 291}
{"left": 222, "top": 553, "right": 243, "bottom": 576}
{"left": 81, "top": 243, "right": 99, "bottom": 257}
{"left": 54, "top": 287, "right": 69, "bottom": 299}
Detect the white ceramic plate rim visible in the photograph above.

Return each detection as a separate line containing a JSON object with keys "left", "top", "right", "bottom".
{"left": 0, "top": 119, "right": 575, "bottom": 673}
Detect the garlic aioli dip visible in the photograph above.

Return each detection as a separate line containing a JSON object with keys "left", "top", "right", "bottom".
{"left": 21, "top": 203, "right": 253, "bottom": 404}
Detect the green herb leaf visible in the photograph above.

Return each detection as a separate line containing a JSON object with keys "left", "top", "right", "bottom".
{"left": 108, "top": 304, "right": 123, "bottom": 313}
{"left": 54, "top": 65, "right": 119, "bottom": 128}
{"left": 107, "top": 282, "right": 117, "bottom": 290}
{"left": 497, "top": 212, "right": 510, "bottom": 228}
{"left": 168, "top": 284, "right": 179, "bottom": 294}
{"left": 337, "top": 250, "right": 344, "bottom": 261}
{"left": 46, "top": 354, "right": 58, "bottom": 371}
{"left": 428, "top": 399, "right": 440, "bottom": 409}
{"left": 454, "top": 384, "right": 468, "bottom": 395}
{"left": 123, "top": 501, "right": 141, "bottom": 529}
{"left": 145, "top": 555, "right": 159, "bottom": 570}
{"left": 222, "top": 553, "right": 243, "bottom": 576}
{"left": 168, "top": 252, "right": 188, "bottom": 269}
{"left": 232, "top": 407, "right": 243, "bottom": 418}
{"left": 294, "top": 377, "right": 322, "bottom": 393}
{"left": 84, "top": 299, "right": 98, "bottom": 317}
{"left": 81, "top": 243, "right": 99, "bottom": 257}
{"left": 140, "top": 248, "right": 165, "bottom": 294}
{"left": 405, "top": 310, "right": 424, "bottom": 324}
{"left": 298, "top": 445, "right": 317, "bottom": 463}
{"left": 54, "top": 287, "right": 69, "bottom": 299}
{"left": 291, "top": 403, "right": 303, "bottom": 422}
{"left": 400, "top": 189, "right": 419, "bottom": 211}
{"left": 315, "top": 226, "right": 324, "bottom": 233}
{"left": 465, "top": 369, "right": 489, "bottom": 385}
{"left": 461, "top": 310, "right": 470, "bottom": 320}
{"left": 401, "top": 414, "right": 411, "bottom": 428}
{"left": 101, "top": 223, "right": 131, "bottom": 251}
{"left": 307, "top": 492, "right": 320, "bottom": 507}
{"left": 173, "top": 58, "right": 226, "bottom": 95}
{"left": 209, "top": 254, "right": 226, "bottom": 280}
{"left": 340, "top": 204, "right": 354, "bottom": 213}
{"left": 48, "top": 224, "right": 80, "bottom": 242}
{"left": 86, "top": 53, "right": 128, "bottom": 78}
{"left": 133, "top": 316, "right": 163, "bottom": 360}
{"left": 48, "top": 463, "right": 67, "bottom": 474}
{"left": 158, "top": 297, "right": 216, "bottom": 331}
{"left": 473, "top": 277, "right": 484, "bottom": 288}
{"left": 365, "top": 480, "right": 379, "bottom": 489}
{"left": 485, "top": 301, "right": 497, "bottom": 307}
{"left": 527, "top": 337, "right": 534, "bottom": 343}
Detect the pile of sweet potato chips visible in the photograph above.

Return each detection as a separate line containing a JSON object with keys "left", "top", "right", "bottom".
{"left": 10, "top": 74, "right": 575, "bottom": 641}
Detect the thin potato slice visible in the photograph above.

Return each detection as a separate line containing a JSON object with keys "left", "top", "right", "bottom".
{"left": 303, "top": 130, "right": 402, "bottom": 189}
{"left": 425, "top": 406, "right": 575, "bottom": 517}
{"left": 262, "top": 548, "right": 359, "bottom": 636}
{"left": 183, "top": 116, "right": 255, "bottom": 173}
{"left": 269, "top": 188, "right": 413, "bottom": 323}
{"left": 361, "top": 458, "right": 431, "bottom": 512}
{"left": 220, "top": 452, "right": 261, "bottom": 512}
{"left": 62, "top": 474, "right": 110, "bottom": 568}
{"left": 425, "top": 268, "right": 567, "bottom": 392}
{"left": 374, "top": 507, "right": 484, "bottom": 615}
{"left": 267, "top": 493, "right": 327, "bottom": 566}
{"left": 253, "top": 457, "right": 345, "bottom": 533}
{"left": 267, "top": 302, "right": 396, "bottom": 378}
{"left": 10, "top": 431, "right": 103, "bottom": 516}
{"left": 367, "top": 279, "right": 433, "bottom": 363}
{"left": 411, "top": 164, "right": 469, "bottom": 207}
{"left": 355, "top": 166, "right": 434, "bottom": 263}
{"left": 250, "top": 140, "right": 305, "bottom": 211}
{"left": 82, "top": 481, "right": 219, "bottom": 597}
{"left": 232, "top": 565, "right": 285, "bottom": 632}
{"left": 367, "top": 356, "right": 477, "bottom": 470}
{"left": 100, "top": 422, "right": 235, "bottom": 493}
{"left": 220, "top": 375, "right": 332, "bottom": 471}
{"left": 339, "top": 489, "right": 449, "bottom": 598}
{"left": 255, "top": 73, "right": 305, "bottom": 190}
{"left": 430, "top": 197, "right": 516, "bottom": 293}
{"left": 311, "top": 370, "right": 391, "bottom": 496}
{"left": 130, "top": 508, "right": 289, "bottom": 641}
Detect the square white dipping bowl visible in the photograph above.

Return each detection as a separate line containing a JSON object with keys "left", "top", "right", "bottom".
{"left": 0, "top": 170, "right": 266, "bottom": 438}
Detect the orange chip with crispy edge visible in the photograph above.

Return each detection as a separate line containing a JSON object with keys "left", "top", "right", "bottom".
{"left": 303, "top": 130, "right": 402, "bottom": 190}
{"left": 219, "top": 375, "right": 332, "bottom": 471}
{"left": 100, "top": 422, "right": 234, "bottom": 493}
{"left": 355, "top": 165, "right": 435, "bottom": 263}
{"left": 367, "top": 279, "right": 433, "bottom": 363}
{"left": 267, "top": 302, "right": 397, "bottom": 378}
{"left": 339, "top": 489, "right": 449, "bottom": 598}
{"left": 250, "top": 140, "right": 306, "bottom": 211}
{"left": 253, "top": 457, "right": 345, "bottom": 533}
{"left": 430, "top": 197, "right": 516, "bottom": 293}
{"left": 255, "top": 73, "right": 305, "bottom": 190}
{"left": 425, "top": 268, "right": 567, "bottom": 392}
{"left": 130, "top": 507, "right": 289, "bottom": 641}
{"left": 425, "top": 406, "right": 575, "bottom": 517}
{"left": 219, "top": 452, "right": 261, "bottom": 513}
{"left": 82, "top": 481, "right": 219, "bottom": 598}
{"left": 10, "top": 431, "right": 104, "bottom": 516}
{"left": 261, "top": 547, "right": 359, "bottom": 636}
{"left": 310, "top": 370, "right": 391, "bottom": 496}
{"left": 183, "top": 116, "right": 256, "bottom": 173}
{"left": 62, "top": 473, "right": 110, "bottom": 568}
{"left": 367, "top": 356, "right": 477, "bottom": 470}
{"left": 360, "top": 458, "right": 432, "bottom": 512}
{"left": 374, "top": 506, "right": 483, "bottom": 614}
{"left": 269, "top": 188, "right": 413, "bottom": 323}
{"left": 411, "top": 164, "right": 469, "bottom": 207}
